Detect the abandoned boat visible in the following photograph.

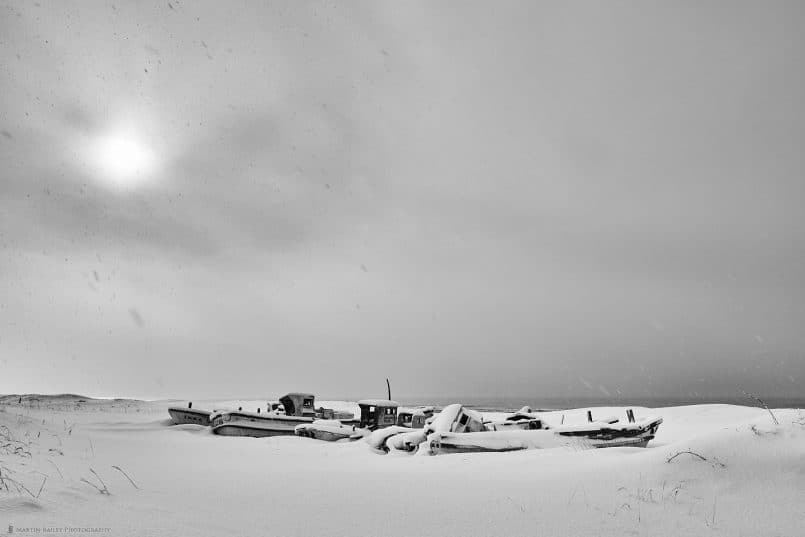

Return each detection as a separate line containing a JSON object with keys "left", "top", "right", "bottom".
{"left": 485, "top": 406, "right": 545, "bottom": 431}
{"left": 211, "top": 393, "right": 320, "bottom": 437}
{"left": 295, "top": 419, "right": 362, "bottom": 441}
{"left": 369, "top": 403, "right": 482, "bottom": 453}
{"left": 168, "top": 402, "right": 213, "bottom": 426}
{"left": 552, "top": 413, "right": 663, "bottom": 448}
{"left": 428, "top": 409, "right": 663, "bottom": 454}
{"left": 298, "top": 401, "right": 435, "bottom": 444}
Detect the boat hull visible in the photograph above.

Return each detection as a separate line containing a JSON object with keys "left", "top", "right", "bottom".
{"left": 212, "top": 423, "right": 298, "bottom": 437}
{"left": 428, "top": 417, "right": 663, "bottom": 454}
{"left": 211, "top": 413, "right": 313, "bottom": 437}
{"left": 168, "top": 407, "right": 212, "bottom": 426}
{"left": 296, "top": 428, "right": 352, "bottom": 442}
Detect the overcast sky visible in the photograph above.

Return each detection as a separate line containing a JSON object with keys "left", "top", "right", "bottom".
{"left": 1, "top": 1, "right": 804, "bottom": 401}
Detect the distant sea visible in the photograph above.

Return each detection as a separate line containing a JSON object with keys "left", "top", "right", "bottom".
{"left": 388, "top": 395, "right": 805, "bottom": 412}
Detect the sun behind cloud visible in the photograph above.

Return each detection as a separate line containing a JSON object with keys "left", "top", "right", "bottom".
{"left": 90, "top": 131, "right": 157, "bottom": 189}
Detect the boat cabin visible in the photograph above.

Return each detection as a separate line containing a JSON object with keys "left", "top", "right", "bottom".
{"left": 397, "top": 407, "right": 435, "bottom": 429}
{"left": 279, "top": 393, "right": 317, "bottom": 418}
{"left": 452, "top": 406, "right": 486, "bottom": 433}
{"left": 358, "top": 399, "right": 399, "bottom": 429}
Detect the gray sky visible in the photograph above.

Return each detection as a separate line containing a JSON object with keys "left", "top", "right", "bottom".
{"left": 1, "top": 1, "right": 804, "bottom": 401}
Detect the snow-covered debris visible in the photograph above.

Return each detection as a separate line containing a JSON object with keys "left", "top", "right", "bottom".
{"left": 365, "top": 426, "right": 413, "bottom": 453}
{"left": 387, "top": 429, "right": 427, "bottom": 453}
{"left": 429, "top": 430, "right": 574, "bottom": 454}
{"left": 295, "top": 419, "right": 358, "bottom": 441}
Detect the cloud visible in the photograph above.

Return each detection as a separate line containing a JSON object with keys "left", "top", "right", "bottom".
{"left": 1, "top": 1, "right": 804, "bottom": 399}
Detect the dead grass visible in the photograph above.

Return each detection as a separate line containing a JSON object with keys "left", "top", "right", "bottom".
{"left": 80, "top": 468, "right": 110, "bottom": 495}
{"left": 112, "top": 465, "right": 139, "bottom": 489}
{"left": 666, "top": 450, "right": 726, "bottom": 469}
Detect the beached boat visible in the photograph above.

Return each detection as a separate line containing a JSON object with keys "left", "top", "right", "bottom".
{"left": 295, "top": 419, "right": 361, "bottom": 441}
{"left": 296, "top": 399, "right": 400, "bottom": 444}
{"left": 211, "top": 393, "right": 354, "bottom": 438}
{"left": 211, "top": 411, "right": 311, "bottom": 437}
{"left": 298, "top": 402, "right": 435, "bottom": 443}
{"left": 428, "top": 411, "right": 663, "bottom": 454}
{"left": 357, "top": 399, "right": 400, "bottom": 430}
{"left": 369, "top": 403, "right": 482, "bottom": 453}
{"left": 211, "top": 393, "right": 317, "bottom": 437}
{"left": 553, "top": 414, "right": 663, "bottom": 448}
{"left": 168, "top": 402, "right": 213, "bottom": 426}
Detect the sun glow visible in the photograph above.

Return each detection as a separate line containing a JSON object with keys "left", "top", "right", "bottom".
{"left": 90, "top": 132, "right": 157, "bottom": 188}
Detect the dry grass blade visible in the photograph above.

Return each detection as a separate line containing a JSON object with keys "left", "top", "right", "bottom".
{"left": 80, "top": 477, "right": 106, "bottom": 494}
{"left": 36, "top": 476, "right": 47, "bottom": 498}
{"left": 81, "top": 468, "right": 110, "bottom": 495}
{"left": 741, "top": 390, "right": 779, "bottom": 425}
{"left": 48, "top": 460, "right": 63, "bottom": 479}
{"left": 667, "top": 450, "right": 726, "bottom": 468}
{"left": 667, "top": 450, "right": 708, "bottom": 463}
{"left": 111, "top": 465, "right": 139, "bottom": 489}
{"left": 0, "top": 471, "right": 37, "bottom": 498}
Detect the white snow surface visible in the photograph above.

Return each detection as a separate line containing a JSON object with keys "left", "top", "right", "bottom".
{"left": 1, "top": 397, "right": 804, "bottom": 536}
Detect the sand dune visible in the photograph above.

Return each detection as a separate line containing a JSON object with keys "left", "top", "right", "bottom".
{"left": 1, "top": 398, "right": 803, "bottom": 536}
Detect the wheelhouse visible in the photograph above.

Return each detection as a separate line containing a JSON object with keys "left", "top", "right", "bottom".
{"left": 358, "top": 399, "right": 399, "bottom": 430}
{"left": 279, "top": 393, "right": 316, "bottom": 417}
{"left": 397, "top": 407, "right": 435, "bottom": 429}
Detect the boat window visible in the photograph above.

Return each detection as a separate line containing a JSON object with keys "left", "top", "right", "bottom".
{"left": 459, "top": 414, "right": 469, "bottom": 425}
{"left": 369, "top": 406, "right": 376, "bottom": 413}
{"left": 280, "top": 397, "right": 296, "bottom": 416}
{"left": 303, "top": 398, "right": 314, "bottom": 408}
{"left": 385, "top": 407, "right": 395, "bottom": 415}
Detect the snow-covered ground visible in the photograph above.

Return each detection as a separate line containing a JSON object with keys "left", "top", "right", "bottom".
{"left": 1, "top": 395, "right": 803, "bottom": 536}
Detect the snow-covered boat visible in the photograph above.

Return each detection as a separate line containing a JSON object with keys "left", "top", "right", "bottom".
{"left": 298, "top": 402, "right": 436, "bottom": 444}
{"left": 485, "top": 406, "right": 545, "bottom": 431}
{"left": 294, "top": 419, "right": 361, "bottom": 441}
{"left": 168, "top": 402, "right": 213, "bottom": 426}
{"left": 552, "top": 415, "right": 663, "bottom": 448}
{"left": 211, "top": 393, "right": 333, "bottom": 437}
{"left": 365, "top": 426, "right": 415, "bottom": 453}
{"left": 368, "top": 404, "right": 484, "bottom": 453}
{"left": 428, "top": 413, "right": 663, "bottom": 454}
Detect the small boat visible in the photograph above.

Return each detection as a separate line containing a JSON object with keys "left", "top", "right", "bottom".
{"left": 211, "top": 393, "right": 316, "bottom": 437}
{"left": 211, "top": 393, "right": 354, "bottom": 438}
{"left": 387, "top": 429, "right": 428, "bottom": 453}
{"left": 298, "top": 401, "right": 433, "bottom": 444}
{"left": 168, "top": 402, "right": 213, "bottom": 426}
{"left": 553, "top": 414, "right": 663, "bottom": 448}
{"left": 423, "top": 404, "right": 485, "bottom": 435}
{"left": 295, "top": 399, "right": 401, "bottom": 444}
{"left": 295, "top": 419, "right": 361, "bottom": 441}
{"left": 365, "top": 426, "right": 416, "bottom": 453}
{"left": 428, "top": 410, "right": 663, "bottom": 454}
{"left": 367, "top": 403, "right": 481, "bottom": 453}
